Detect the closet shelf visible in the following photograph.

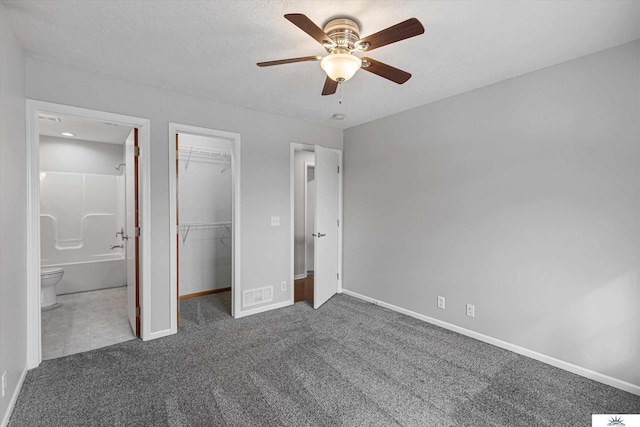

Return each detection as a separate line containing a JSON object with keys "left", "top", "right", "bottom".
{"left": 178, "top": 145, "right": 231, "bottom": 172}
{"left": 178, "top": 222, "right": 231, "bottom": 230}
{"left": 178, "top": 222, "right": 231, "bottom": 243}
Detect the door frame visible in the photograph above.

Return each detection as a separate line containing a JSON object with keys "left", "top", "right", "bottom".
{"left": 289, "top": 143, "right": 343, "bottom": 304}
{"left": 168, "top": 123, "right": 241, "bottom": 328}
{"left": 25, "top": 100, "right": 151, "bottom": 368}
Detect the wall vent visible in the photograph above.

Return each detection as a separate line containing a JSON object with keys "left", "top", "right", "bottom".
{"left": 243, "top": 286, "right": 273, "bottom": 307}
{"left": 38, "top": 113, "right": 61, "bottom": 122}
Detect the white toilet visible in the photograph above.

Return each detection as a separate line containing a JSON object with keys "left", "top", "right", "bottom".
{"left": 41, "top": 267, "right": 64, "bottom": 308}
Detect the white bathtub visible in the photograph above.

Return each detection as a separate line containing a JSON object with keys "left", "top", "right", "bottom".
{"left": 43, "top": 255, "right": 126, "bottom": 295}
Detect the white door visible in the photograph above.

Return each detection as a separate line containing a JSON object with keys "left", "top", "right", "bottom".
{"left": 313, "top": 145, "right": 339, "bottom": 309}
{"left": 125, "top": 129, "right": 139, "bottom": 335}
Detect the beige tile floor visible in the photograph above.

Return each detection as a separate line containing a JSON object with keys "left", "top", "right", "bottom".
{"left": 41, "top": 286, "right": 136, "bottom": 360}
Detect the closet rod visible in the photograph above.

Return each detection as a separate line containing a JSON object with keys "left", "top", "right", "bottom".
{"left": 178, "top": 222, "right": 232, "bottom": 243}
{"left": 179, "top": 145, "right": 231, "bottom": 171}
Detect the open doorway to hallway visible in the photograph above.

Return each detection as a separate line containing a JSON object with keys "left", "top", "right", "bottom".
{"left": 290, "top": 143, "right": 343, "bottom": 309}
{"left": 293, "top": 150, "right": 315, "bottom": 302}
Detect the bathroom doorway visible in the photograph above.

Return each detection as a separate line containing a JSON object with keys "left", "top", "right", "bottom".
{"left": 38, "top": 114, "right": 135, "bottom": 359}
{"left": 26, "top": 101, "right": 151, "bottom": 368}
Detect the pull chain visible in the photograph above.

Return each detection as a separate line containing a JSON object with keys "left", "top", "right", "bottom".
{"left": 338, "top": 83, "right": 342, "bottom": 105}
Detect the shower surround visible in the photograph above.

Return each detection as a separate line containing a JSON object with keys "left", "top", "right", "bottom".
{"left": 40, "top": 171, "right": 126, "bottom": 294}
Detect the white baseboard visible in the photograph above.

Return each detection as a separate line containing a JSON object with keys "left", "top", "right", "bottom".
{"left": 1, "top": 365, "right": 27, "bottom": 427}
{"left": 235, "top": 300, "right": 293, "bottom": 319}
{"left": 342, "top": 289, "right": 640, "bottom": 396}
{"left": 294, "top": 274, "right": 307, "bottom": 280}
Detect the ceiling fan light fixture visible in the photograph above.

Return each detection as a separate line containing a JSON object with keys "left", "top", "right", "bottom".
{"left": 321, "top": 53, "right": 361, "bottom": 82}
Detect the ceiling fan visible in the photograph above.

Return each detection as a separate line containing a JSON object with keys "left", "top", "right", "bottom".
{"left": 257, "top": 14, "right": 425, "bottom": 95}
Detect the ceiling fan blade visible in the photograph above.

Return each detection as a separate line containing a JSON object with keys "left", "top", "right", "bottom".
{"left": 257, "top": 55, "right": 322, "bottom": 67}
{"left": 361, "top": 57, "right": 412, "bottom": 84}
{"left": 285, "top": 14, "right": 335, "bottom": 48}
{"left": 358, "top": 18, "right": 424, "bottom": 51}
{"left": 321, "top": 77, "right": 338, "bottom": 96}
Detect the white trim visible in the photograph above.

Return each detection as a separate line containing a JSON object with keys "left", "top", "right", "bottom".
{"left": 146, "top": 328, "right": 174, "bottom": 341}
{"left": 169, "top": 123, "right": 241, "bottom": 329}
{"left": 342, "top": 289, "right": 640, "bottom": 396}
{"left": 289, "top": 143, "right": 343, "bottom": 305}
{"left": 234, "top": 300, "right": 294, "bottom": 319}
{"left": 0, "top": 365, "right": 27, "bottom": 427}
{"left": 303, "top": 161, "right": 315, "bottom": 275}
{"left": 26, "top": 100, "right": 152, "bottom": 368}
{"left": 25, "top": 101, "right": 41, "bottom": 368}
{"left": 294, "top": 274, "right": 307, "bottom": 280}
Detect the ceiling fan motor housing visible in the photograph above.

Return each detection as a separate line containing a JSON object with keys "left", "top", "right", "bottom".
{"left": 323, "top": 18, "right": 361, "bottom": 53}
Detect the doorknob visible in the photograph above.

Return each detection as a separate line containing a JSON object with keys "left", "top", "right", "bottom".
{"left": 317, "top": 233, "right": 326, "bottom": 238}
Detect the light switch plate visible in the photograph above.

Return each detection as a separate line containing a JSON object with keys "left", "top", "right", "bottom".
{"left": 271, "top": 216, "right": 280, "bottom": 227}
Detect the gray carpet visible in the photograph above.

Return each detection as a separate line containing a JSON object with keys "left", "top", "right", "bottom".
{"left": 9, "top": 292, "right": 640, "bottom": 426}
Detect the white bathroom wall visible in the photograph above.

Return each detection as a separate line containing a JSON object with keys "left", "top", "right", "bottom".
{"left": 178, "top": 133, "right": 232, "bottom": 296}
{"left": 293, "top": 150, "right": 314, "bottom": 277}
{"left": 39, "top": 135, "right": 124, "bottom": 175}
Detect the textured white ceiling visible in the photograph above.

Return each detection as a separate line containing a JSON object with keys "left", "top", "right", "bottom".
{"left": 4, "top": 0, "right": 640, "bottom": 129}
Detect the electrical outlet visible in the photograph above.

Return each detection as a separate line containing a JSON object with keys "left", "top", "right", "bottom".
{"left": 281, "top": 281, "right": 286, "bottom": 291}
{"left": 466, "top": 304, "right": 475, "bottom": 318}
{"left": 437, "top": 296, "right": 445, "bottom": 309}
{"left": 270, "top": 216, "right": 280, "bottom": 227}
{"left": 1, "top": 371, "right": 6, "bottom": 397}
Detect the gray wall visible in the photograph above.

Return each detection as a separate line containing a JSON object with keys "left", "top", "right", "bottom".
{"left": 26, "top": 58, "right": 343, "bottom": 333}
{"left": 0, "top": 2, "right": 27, "bottom": 422}
{"left": 343, "top": 41, "right": 640, "bottom": 387}
{"left": 293, "top": 150, "right": 314, "bottom": 276}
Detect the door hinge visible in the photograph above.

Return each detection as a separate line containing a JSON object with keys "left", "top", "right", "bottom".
{"left": 337, "top": 273, "right": 339, "bottom": 280}
{"left": 135, "top": 227, "right": 141, "bottom": 237}
{"left": 337, "top": 219, "right": 339, "bottom": 227}
{"left": 134, "top": 146, "right": 140, "bottom": 157}
{"left": 136, "top": 306, "right": 141, "bottom": 317}
{"left": 337, "top": 166, "right": 340, "bottom": 173}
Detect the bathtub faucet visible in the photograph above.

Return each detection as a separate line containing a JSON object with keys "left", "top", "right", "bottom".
{"left": 116, "top": 227, "right": 128, "bottom": 240}
{"left": 110, "top": 244, "right": 124, "bottom": 250}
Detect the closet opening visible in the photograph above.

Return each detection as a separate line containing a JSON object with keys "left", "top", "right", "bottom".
{"left": 169, "top": 123, "right": 241, "bottom": 330}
